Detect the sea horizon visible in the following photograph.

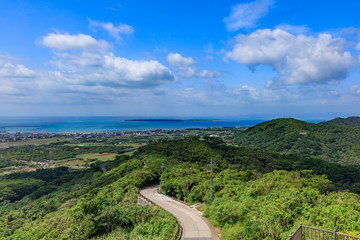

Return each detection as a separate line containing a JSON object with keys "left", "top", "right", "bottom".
{"left": 0, "top": 116, "right": 325, "bottom": 134}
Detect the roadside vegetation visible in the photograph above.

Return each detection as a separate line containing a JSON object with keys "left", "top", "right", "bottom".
{"left": 0, "top": 157, "right": 177, "bottom": 239}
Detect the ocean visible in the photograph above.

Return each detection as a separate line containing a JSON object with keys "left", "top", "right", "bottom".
{"left": 0, "top": 117, "right": 268, "bottom": 134}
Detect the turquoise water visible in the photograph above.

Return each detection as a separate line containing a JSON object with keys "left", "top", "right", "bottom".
{"left": 0, "top": 117, "right": 268, "bottom": 133}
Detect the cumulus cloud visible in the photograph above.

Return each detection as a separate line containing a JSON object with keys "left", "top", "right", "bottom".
{"left": 167, "top": 53, "right": 196, "bottom": 67}
{"left": 0, "top": 62, "right": 36, "bottom": 79}
{"left": 224, "top": 0, "right": 274, "bottom": 31}
{"left": 48, "top": 51, "right": 105, "bottom": 69}
{"left": 39, "top": 33, "right": 110, "bottom": 51}
{"left": 57, "top": 53, "right": 176, "bottom": 88}
{"left": 0, "top": 61, "right": 39, "bottom": 96}
{"left": 166, "top": 53, "right": 219, "bottom": 78}
{"left": 226, "top": 28, "right": 356, "bottom": 87}
{"left": 89, "top": 20, "right": 134, "bottom": 41}
{"left": 1, "top": 32, "right": 176, "bottom": 100}
{"left": 37, "top": 32, "right": 176, "bottom": 90}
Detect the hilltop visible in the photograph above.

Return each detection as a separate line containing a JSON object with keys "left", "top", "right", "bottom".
{"left": 233, "top": 118, "right": 360, "bottom": 165}
{"left": 319, "top": 116, "right": 360, "bottom": 127}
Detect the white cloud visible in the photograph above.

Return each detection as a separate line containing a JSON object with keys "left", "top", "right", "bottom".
{"left": 227, "top": 85, "right": 287, "bottom": 102}
{"left": 0, "top": 62, "right": 36, "bottom": 79}
{"left": 275, "top": 23, "right": 310, "bottom": 35}
{"left": 89, "top": 20, "right": 134, "bottom": 41}
{"left": 39, "top": 33, "right": 110, "bottom": 51}
{"left": 166, "top": 53, "right": 219, "bottom": 78}
{"left": 48, "top": 51, "right": 105, "bottom": 69}
{"left": 356, "top": 42, "right": 360, "bottom": 50}
{"left": 91, "top": 53, "right": 175, "bottom": 88}
{"left": 227, "top": 29, "right": 293, "bottom": 67}
{"left": 351, "top": 85, "right": 360, "bottom": 96}
{"left": 1, "top": 32, "right": 176, "bottom": 100}
{"left": 37, "top": 32, "right": 176, "bottom": 90}
{"left": 166, "top": 53, "right": 196, "bottom": 67}
{"left": 224, "top": 0, "right": 274, "bottom": 31}
{"left": 50, "top": 54, "right": 176, "bottom": 89}
{"left": 0, "top": 62, "right": 39, "bottom": 96}
{"left": 226, "top": 28, "right": 356, "bottom": 87}
{"left": 197, "top": 70, "right": 219, "bottom": 78}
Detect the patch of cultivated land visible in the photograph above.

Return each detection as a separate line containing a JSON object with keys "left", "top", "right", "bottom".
{"left": 57, "top": 160, "right": 82, "bottom": 165}
{"left": 0, "top": 137, "right": 72, "bottom": 149}
{"left": 64, "top": 143, "right": 109, "bottom": 147}
{"left": 77, "top": 153, "right": 117, "bottom": 161}
{"left": 93, "top": 153, "right": 117, "bottom": 157}
{"left": 55, "top": 153, "right": 117, "bottom": 167}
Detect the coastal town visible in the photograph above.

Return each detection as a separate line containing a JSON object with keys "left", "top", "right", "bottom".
{"left": 0, "top": 129, "right": 171, "bottom": 143}
{"left": 0, "top": 127, "right": 244, "bottom": 176}
{"left": 0, "top": 127, "right": 242, "bottom": 144}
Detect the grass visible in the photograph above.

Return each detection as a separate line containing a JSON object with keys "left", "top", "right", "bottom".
{"left": 54, "top": 153, "right": 117, "bottom": 168}
{"left": 50, "top": 153, "right": 118, "bottom": 168}
{"left": 195, "top": 204, "right": 206, "bottom": 212}
{"left": 77, "top": 153, "right": 117, "bottom": 161}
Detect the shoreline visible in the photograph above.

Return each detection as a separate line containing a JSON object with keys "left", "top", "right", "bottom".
{"left": 0, "top": 125, "right": 247, "bottom": 134}
{"left": 0, "top": 126, "right": 248, "bottom": 143}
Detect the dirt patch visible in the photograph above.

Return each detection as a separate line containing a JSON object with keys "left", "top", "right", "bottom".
{"left": 93, "top": 153, "right": 117, "bottom": 157}
{"left": 58, "top": 160, "right": 81, "bottom": 165}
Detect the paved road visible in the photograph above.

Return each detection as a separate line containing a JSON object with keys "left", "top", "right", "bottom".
{"left": 140, "top": 186, "right": 219, "bottom": 240}
{"left": 100, "top": 162, "right": 109, "bottom": 173}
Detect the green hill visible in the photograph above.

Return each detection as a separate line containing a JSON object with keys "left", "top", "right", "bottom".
{"left": 233, "top": 118, "right": 360, "bottom": 165}
{"left": 320, "top": 116, "right": 360, "bottom": 127}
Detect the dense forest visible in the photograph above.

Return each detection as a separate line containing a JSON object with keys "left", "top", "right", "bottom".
{"left": 233, "top": 118, "right": 360, "bottom": 165}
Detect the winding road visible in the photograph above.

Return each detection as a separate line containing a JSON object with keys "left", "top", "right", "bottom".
{"left": 140, "top": 186, "right": 219, "bottom": 240}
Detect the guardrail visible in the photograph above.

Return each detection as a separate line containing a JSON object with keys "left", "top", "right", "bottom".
{"left": 139, "top": 189, "right": 183, "bottom": 240}
{"left": 288, "top": 223, "right": 360, "bottom": 240}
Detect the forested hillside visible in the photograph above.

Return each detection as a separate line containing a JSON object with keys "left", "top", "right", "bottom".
{"left": 135, "top": 137, "right": 360, "bottom": 193}
{"left": 0, "top": 157, "right": 177, "bottom": 239}
{"left": 233, "top": 118, "right": 360, "bottom": 165}
{"left": 320, "top": 116, "right": 360, "bottom": 127}
{"left": 1, "top": 136, "right": 360, "bottom": 239}
{"left": 137, "top": 137, "right": 360, "bottom": 239}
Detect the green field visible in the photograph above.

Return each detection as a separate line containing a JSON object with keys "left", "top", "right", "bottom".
{"left": 0, "top": 137, "right": 73, "bottom": 149}
{"left": 77, "top": 153, "right": 118, "bottom": 161}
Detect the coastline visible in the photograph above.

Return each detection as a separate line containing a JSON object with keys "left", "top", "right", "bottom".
{"left": 0, "top": 117, "right": 267, "bottom": 134}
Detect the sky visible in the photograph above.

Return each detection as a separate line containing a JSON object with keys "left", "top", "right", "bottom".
{"left": 1, "top": 0, "right": 360, "bottom": 119}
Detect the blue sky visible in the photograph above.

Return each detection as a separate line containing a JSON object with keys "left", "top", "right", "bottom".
{"left": 1, "top": 0, "right": 360, "bottom": 119}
